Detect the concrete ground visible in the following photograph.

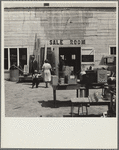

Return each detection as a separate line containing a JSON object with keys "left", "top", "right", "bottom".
{"left": 4, "top": 80, "right": 108, "bottom": 117}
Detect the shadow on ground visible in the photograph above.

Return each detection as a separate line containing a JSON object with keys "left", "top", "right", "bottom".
{"left": 38, "top": 100, "right": 72, "bottom": 108}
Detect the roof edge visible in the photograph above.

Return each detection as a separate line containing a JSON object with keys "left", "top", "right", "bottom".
{"left": 3, "top": 2, "right": 117, "bottom": 8}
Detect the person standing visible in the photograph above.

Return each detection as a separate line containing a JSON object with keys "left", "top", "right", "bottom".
{"left": 30, "top": 55, "right": 37, "bottom": 76}
{"left": 42, "top": 59, "right": 52, "bottom": 88}
{"left": 32, "top": 70, "right": 41, "bottom": 88}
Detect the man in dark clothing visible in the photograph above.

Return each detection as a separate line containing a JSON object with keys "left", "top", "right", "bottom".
{"left": 32, "top": 70, "right": 41, "bottom": 88}
{"left": 30, "top": 55, "right": 38, "bottom": 76}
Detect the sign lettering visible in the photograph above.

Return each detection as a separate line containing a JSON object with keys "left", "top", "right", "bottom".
{"left": 49, "top": 39, "right": 85, "bottom": 45}
{"left": 49, "top": 40, "right": 63, "bottom": 45}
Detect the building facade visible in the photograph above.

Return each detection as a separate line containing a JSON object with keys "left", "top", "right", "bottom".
{"left": 4, "top": 3, "right": 117, "bottom": 78}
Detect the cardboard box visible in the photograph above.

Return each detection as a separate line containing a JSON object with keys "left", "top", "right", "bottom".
{"left": 64, "top": 66, "right": 73, "bottom": 76}
{"left": 68, "top": 75, "right": 77, "bottom": 84}
{"left": 60, "top": 78, "right": 65, "bottom": 84}
{"left": 97, "top": 69, "right": 107, "bottom": 83}
{"left": 51, "top": 75, "right": 58, "bottom": 86}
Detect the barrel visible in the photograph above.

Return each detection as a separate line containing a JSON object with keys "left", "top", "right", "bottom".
{"left": 10, "top": 69, "right": 19, "bottom": 82}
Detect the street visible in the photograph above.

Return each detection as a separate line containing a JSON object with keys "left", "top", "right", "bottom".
{"left": 5, "top": 80, "right": 108, "bottom": 117}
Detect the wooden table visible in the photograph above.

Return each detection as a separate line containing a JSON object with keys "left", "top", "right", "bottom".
{"left": 52, "top": 83, "right": 105, "bottom": 107}
{"left": 71, "top": 97, "right": 110, "bottom": 117}
{"left": 52, "top": 84, "right": 83, "bottom": 107}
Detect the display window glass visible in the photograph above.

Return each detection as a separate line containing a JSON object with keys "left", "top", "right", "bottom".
{"left": 4, "top": 48, "right": 27, "bottom": 70}
{"left": 110, "top": 47, "right": 116, "bottom": 55}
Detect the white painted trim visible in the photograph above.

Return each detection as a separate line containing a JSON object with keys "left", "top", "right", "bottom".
{"left": 27, "top": 47, "right": 29, "bottom": 73}
{"left": 81, "top": 62, "right": 95, "bottom": 65}
{"left": 4, "top": 48, "right": 9, "bottom": 71}
{"left": 8, "top": 48, "right": 10, "bottom": 70}
{"left": 44, "top": 41, "right": 47, "bottom": 61}
{"left": 17, "top": 48, "right": 19, "bottom": 66}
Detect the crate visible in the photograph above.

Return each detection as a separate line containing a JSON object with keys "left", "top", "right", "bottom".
{"left": 97, "top": 69, "right": 107, "bottom": 83}
{"left": 68, "top": 75, "right": 77, "bottom": 85}
{"left": 51, "top": 75, "right": 58, "bottom": 86}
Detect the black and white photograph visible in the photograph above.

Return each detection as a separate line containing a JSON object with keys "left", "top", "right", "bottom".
{"left": 1, "top": 1, "right": 118, "bottom": 148}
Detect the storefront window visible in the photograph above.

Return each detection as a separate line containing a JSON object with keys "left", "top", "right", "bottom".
{"left": 19, "top": 48, "right": 27, "bottom": 70}
{"left": 4, "top": 48, "right": 8, "bottom": 69}
{"left": 10, "top": 48, "right": 17, "bottom": 67}
{"left": 81, "top": 48, "right": 94, "bottom": 63}
{"left": 82, "top": 55, "right": 94, "bottom": 62}
{"left": 110, "top": 47, "right": 116, "bottom": 55}
{"left": 4, "top": 47, "right": 28, "bottom": 70}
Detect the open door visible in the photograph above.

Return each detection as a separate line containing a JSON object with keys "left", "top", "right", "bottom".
{"left": 59, "top": 47, "right": 81, "bottom": 78}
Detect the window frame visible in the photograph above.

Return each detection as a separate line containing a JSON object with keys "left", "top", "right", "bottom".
{"left": 4, "top": 47, "right": 28, "bottom": 71}
{"left": 109, "top": 45, "right": 116, "bottom": 55}
{"left": 81, "top": 47, "right": 95, "bottom": 64}
{"left": 9, "top": 48, "right": 18, "bottom": 67}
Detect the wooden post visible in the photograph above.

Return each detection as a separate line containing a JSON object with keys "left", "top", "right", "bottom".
{"left": 110, "top": 91, "right": 113, "bottom": 116}
{"left": 53, "top": 89, "right": 56, "bottom": 107}
{"left": 81, "top": 104, "right": 83, "bottom": 115}
{"left": 71, "top": 104, "right": 74, "bottom": 117}
{"left": 78, "top": 106, "right": 80, "bottom": 115}
{"left": 76, "top": 89, "right": 78, "bottom": 97}
{"left": 86, "top": 105, "right": 88, "bottom": 115}
{"left": 44, "top": 41, "right": 47, "bottom": 61}
{"left": 54, "top": 47, "right": 59, "bottom": 77}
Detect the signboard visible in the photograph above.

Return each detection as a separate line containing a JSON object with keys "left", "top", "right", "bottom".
{"left": 48, "top": 39, "right": 85, "bottom": 46}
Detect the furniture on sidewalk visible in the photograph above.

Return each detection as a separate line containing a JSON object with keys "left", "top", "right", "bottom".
{"left": 70, "top": 97, "right": 110, "bottom": 117}
{"left": 52, "top": 83, "right": 105, "bottom": 107}
{"left": 52, "top": 84, "right": 86, "bottom": 107}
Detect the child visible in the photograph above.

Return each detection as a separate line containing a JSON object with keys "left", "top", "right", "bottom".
{"left": 32, "top": 70, "right": 41, "bottom": 88}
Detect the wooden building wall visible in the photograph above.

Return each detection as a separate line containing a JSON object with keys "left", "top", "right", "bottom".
{"left": 4, "top": 7, "right": 116, "bottom": 67}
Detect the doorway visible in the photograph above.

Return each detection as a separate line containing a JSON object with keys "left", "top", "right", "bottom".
{"left": 59, "top": 47, "right": 81, "bottom": 77}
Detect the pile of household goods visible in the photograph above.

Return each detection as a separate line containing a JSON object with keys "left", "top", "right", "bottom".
{"left": 80, "top": 68, "right": 107, "bottom": 84}
{"left": 51, "top": 66, "right": 77, "bottom": 86}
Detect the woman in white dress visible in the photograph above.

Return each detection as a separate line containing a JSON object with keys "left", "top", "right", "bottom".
{"left": 42, "top": 59, "right": 52, "bottom": 88}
